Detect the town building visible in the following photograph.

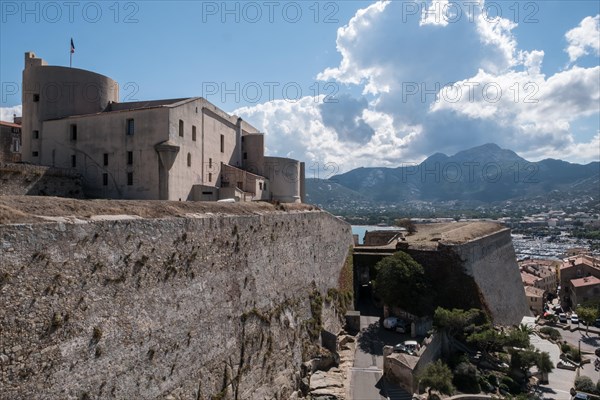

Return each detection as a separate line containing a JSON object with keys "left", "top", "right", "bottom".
{"left": 20, "top": 52, "right": 305, "bottom": 202}
{"left": 519, "top": 259, "right": 558, "bottom": 294}
{"left": 0, "top": 118, "right": 21, "bottom": 163}
{"left": 568, "top": 276, "right": 600, "bottom": 308}
{"left": 524, "top": 286, "right": 545, "bottom": 315}
{"left": 560, "top": 254, "right": 600, "bottom": 308}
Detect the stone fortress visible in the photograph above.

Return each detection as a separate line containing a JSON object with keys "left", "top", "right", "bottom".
{"left": 20, "top": 52, "right": 305, "bottom": 202}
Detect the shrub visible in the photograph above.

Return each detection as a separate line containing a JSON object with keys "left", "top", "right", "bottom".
{"left": 539, "top": 326, "right": 561, "bottom": 341}
{"left": 575, "top": 376, "right": 595, "bottom": 393}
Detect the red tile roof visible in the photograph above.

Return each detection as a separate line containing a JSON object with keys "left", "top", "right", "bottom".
{"left": 0, "top": 121, "right": 21, "bottom": 128}
{"left": 570, "top": 276, "right": 600, "bottom": 288}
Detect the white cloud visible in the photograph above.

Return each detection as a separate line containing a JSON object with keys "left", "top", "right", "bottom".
{"left": 236, "top": 2, "right": 599, "bottom": 169}
{"left": 0, "top": 105, "right": 22, "bottom": 122}
{"left": 565, "top": 15, "right": 600, "bottom": 63}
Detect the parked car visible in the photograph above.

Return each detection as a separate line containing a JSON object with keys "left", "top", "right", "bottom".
{"left": 572, "top": 393, "right": 589, "bottom": 400}
{"left": 558, "top": 313, "right": 568, "bottom": 323}
{"left": 383, "top": 317, "right": 399, "bottom": 330}
{"left": 395, "top": 319, "right": 410, "bottom": 334}
{"left": 394, "top": 340, "right": 419, "bottom": 355}
{"left": 571, "top": 314, "right": 579, "bottom": 324}
{"left": 594, "top": 318, "right": 600, "bottom": 328}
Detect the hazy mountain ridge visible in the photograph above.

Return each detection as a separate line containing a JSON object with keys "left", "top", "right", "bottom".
{"left": 309, "top": 144, "right": 599, "bottom": 204}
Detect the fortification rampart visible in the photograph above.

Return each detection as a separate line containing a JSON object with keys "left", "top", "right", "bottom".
{"left": 0, "top": 205, "right": 353, "bottom": 399}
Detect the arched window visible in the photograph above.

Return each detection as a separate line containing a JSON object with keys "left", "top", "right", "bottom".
{"left": 187, "top": 153, "right": 191, "bottom": 167}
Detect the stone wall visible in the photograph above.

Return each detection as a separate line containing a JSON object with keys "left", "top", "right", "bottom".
{"left": 0, "top": 209, "right": 353, "bottom": 399}
{"left": 0, "top": 163, "right": 83, "bottom": 198}
{"left": 446, "top": 228, "right": 530, "bottom": 326}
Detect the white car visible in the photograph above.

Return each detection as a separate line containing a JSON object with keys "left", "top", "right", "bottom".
{"left": 571, "top": 314, "right": 579, "bottom": 324}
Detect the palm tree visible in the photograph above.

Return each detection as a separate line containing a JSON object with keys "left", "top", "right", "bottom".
{"left": 537, "top": 351, "right": 554, "bottom": 384}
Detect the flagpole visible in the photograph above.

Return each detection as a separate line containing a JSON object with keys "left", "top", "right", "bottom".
{"left": 70, "top": 51, "right": 72, "bottom": 68}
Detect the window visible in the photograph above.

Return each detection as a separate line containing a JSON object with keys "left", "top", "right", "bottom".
{"left": 71, "top": 154, "right": 76, "bottom": 168}
{"left": 192, "top": 125, "right": 197, "bottom": 141}
{"left": 187, "top": 153, "right": 191, "bottom": 167}
{"left": 127, "top": 151, "right": 133, "bottom": 165}
{"left": 70, "top": 124, "right": 77, "bottom": 141}
{"left": 259, "top": 182, "right": 263, "bottom": 190}
{"left": 127, "top": 172, "right": 133, "bottom": 186}
{"left": 103, "top": 153, "right": 109, "bottom": 166}
{"left": 103, "top": 173, "right": 108, "bottom": 186}
{"left": 179, "top": 120, "right": 184, "bottom": 137}
{"left": 126, "top": 119, "right": 134, "bottom": 135}
{"left": 264, "top": 182, "right": 267, "bottom": 190}
{"left": 208, "top": 173, "right": 212, "bottom": 182}
{"left": 32, "top": 151, "right": 39, "bottom": 157}
{"left": 33, "top": 130, "right": 39, "bottom": 139}
{"left": 220, "top": 134, "right": 224, "bottom": 152}
{"left": 243, "top": 152, "right": 247, "bottom": 160}
{"left": 33, "top": 94, "right": 39, "bottom": 102}
{"left": 209, "top": 158, "right": 212, "bottom": 168}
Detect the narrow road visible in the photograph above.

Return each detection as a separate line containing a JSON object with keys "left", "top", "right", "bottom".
{"left": 349, "top": 315, "right": 413, "bottom": 400}
{"left": 529, "top": 334, "right": 576, "bottom": 400}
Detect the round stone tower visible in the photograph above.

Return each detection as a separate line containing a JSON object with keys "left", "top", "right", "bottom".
{"left": 21, "top": 52, "right": 119, "bottom": 163}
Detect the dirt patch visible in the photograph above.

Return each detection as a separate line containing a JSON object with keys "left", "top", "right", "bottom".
{"left": 0, "top": 196, "right": 319, "bottom": 225}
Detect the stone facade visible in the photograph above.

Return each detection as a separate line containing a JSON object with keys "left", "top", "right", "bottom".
{"left": 20, "top": 52, "right": 304, "bottom": 203}
{"left": 0, "top": 208, "right": 353, "bottom": 399}
{"left": 0, "top": 121, "right": 21, "bottom": 163}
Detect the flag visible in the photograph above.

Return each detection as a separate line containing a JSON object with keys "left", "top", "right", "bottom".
{"left": 70, "top": 38, "right": 75, "bottom": 54}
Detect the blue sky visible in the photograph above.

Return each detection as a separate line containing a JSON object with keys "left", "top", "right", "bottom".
{"left": 1, "top": 1, "right": 599, "bottom": 171}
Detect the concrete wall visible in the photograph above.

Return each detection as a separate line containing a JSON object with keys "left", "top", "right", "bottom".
{"left": 0, "top": 209, "right": 353, "bottom": 399}
{"left": 41, "top": 108, "right": 169, "bottom": 200}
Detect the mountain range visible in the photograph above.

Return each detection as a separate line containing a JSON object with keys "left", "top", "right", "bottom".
{"left": 306, "top": 143, "right": 599, "bottom": 206}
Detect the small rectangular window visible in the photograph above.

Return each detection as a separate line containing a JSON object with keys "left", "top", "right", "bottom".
{"left": 243, "top": 152, "right": 247, "bottom": 160}
{"left": 208, "top": 173, "right": 212, "bottom": 183}
{"left": 179, "top": 120, "right": 184, "bottom": 137}
{"left": 71, "top": 154, "right": 76, "bottom": 168}
{"left": 32, "top": 151, "right": 39, "bottom": 157}
{"left": 127, "top": 151, "right": 133, "bottom": 165}
{"left": 259, "top": 182, "right": 263, "bottom": 190}
{"left": 209, "top": 158, "right": 212, "bottom": 168}
{"left": 33, "top": 130, "right": 39, "bottom": 139}
{"left": 127, "top": 172, "right": 133, "bottom": 186}
{"left": 103, "top": 153, "right": 108, "bottom": 166}
{"left": 126, "top": 119, "right": 134, "bottom": 135}
{"left": 33, "top": 94, "right": 40, "bottom": 102}
{"left": 192, "top": 125, "right": 197, "bottom": 141}
{"left": 220, "top": 134, "right": 224, "bottom": 152}
{"left": 103, "top": 173, "right": 108, "bottom": 186}
{"left": 70, "top": 124, "right": 77, "bottom": 141}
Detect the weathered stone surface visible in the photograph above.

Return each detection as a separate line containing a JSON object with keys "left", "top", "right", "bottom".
{"left": 0, "top": 209, "right": 353, "bottom": 399}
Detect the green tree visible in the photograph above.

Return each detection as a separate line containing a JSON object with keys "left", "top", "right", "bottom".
{"left": 373, "top": 251, "right": 430, "bottom": 315}
{"left": 467, "top": 328, "right": 506, "bottom": 352}
{"left": 418, "top": 360, "right": 455, "bottom": 397}
{"left": 536, "top": 351, "right": 554, "bottom": 384}
{"left": 509, "top": 349, "right": 539, "bottom": 377}
{"left": 576, "top": 306, "right": 599, "bottom": 335}
{"left": 394, "top": 218, "right": 417, "bottom": 234}
{"left": 433, "top": 307, "right": 489, "bottom": 339}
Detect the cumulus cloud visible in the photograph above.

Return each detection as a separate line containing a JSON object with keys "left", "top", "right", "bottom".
{"left": 234, "top": 1, "right": 600, "bottom": 169}
{"left": 0, "top": 105, "right": 22, "bottom": 122}
{"left": 565, "top": 15, "right": 600, "bottom": 62}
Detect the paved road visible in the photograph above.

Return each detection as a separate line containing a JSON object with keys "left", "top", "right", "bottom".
{"left": 554, "top": 325, "right": 600, "bottom": 387}
{"left": 349, "top": 315, "right": 413, "bottom": 400}
{"left": 530, "top": 334, "right": 576, "bottom": 400}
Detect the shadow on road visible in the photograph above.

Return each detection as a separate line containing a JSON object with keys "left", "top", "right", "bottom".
{"left": 358, "top": 322, "right": 386, "bottom": 355}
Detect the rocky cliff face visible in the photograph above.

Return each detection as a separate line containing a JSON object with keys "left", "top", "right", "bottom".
{"left": 0, "top": 208, "right": 353, "bottom": 399}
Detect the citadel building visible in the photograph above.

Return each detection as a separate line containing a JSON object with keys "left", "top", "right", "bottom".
{"left": 20, "top": 52, "right": 305, "bottom": 202}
